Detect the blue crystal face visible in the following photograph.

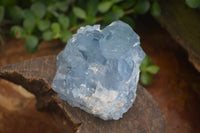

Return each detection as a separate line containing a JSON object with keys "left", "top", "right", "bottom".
{"left": 52, "top": 21, "right": 146, "bottom": 120}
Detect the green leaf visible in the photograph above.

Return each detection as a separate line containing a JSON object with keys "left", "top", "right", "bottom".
{"left": 0, "top": 0, "right": 16, "bottom": 6}
{"left": 86, "top": 0, "right": 99, "bottom": 16}
{"left": 121, "top": 0, "right": 135, "bottom": 10}
{"left": 140, "top": 56, "right": 152, "bottom": 72}
{"left": 47, "top": 4, "right": 57, "bottom": 14}
{"left": 23, "top": 9, "right": 34, "bottom": 19}
{"left": 69, "top": 13, "right": 77, "bottom": 26}
{"left": 134, "top": 0, "right": 150, "bottom": 14}
{"left": 112, "top": 5, "right": 124, "bottom": 18}
{"left": 73, "top": 7, "right": 87, "bottom": 19}
{"left": 37, "top": 19, "right": 50, "bottom": 31}
{"left": 146, "top": 65, "right": 159, "bottom": 74}
{"left": 10, "top": 25, "right": 25, "bottom": 39}
{"left": 31, "top": 2, "right": 46, "bottom": 18}
{"left": 60, "top": 30, "right": 72, "bottom": 43}
{"left": 51, "top": 22, "right": 60, "bottom": 34}
{"left": 141, "top": 56, "right": 151, "bottom": 67}
{"left": 103, "top": 11, "right": 118, "bottom": 24}
{"left": 98, "top": 1, "right": 113, "bottom": 13}
{"left": 58, "top": 14, "right": 69, "bottom": 30}
{"left": 186, "top": 0, "right": 200, "bottom": 8}
{"left": 23, "top": 16, "right": 36, "bottom": 34}
{"left": 8, "top": 5, "right": 24, "bottom": 22}
{"left": 151, "top": 2, "right": 161, "bottom": 17}
{"left": 51, "top": 22, "right": 61, "bottom": 39}
{"left": 25, "top": 35, "right": 39, "bottom": 53}
{"left": 55, "top": 1, "right": 69, "bottom": 12}
{"left": 111, "top": 0, "right": 123, "bottom": 3}
{"left": 85, "top": 15, "right": 96, "bottom": 25}
{"left": 140, "top": 72, "right": 152, "bottom": 85}
{"left": 42, "top": 30, "right": 54, "bottom": 41}
{"left": 0, "top": 6, "right": 4, "bottom": 22}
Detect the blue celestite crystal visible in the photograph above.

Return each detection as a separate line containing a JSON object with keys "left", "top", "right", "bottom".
{"left": 52, "top": 21, "right": 146, "bottom": 120}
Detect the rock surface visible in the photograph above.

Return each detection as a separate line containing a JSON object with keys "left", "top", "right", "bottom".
{"left": 52, "top": 21, "right": 145, "bottom": 120}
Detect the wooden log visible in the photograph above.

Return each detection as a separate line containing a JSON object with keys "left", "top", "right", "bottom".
{"left": 0, "top": 55, "right": 165, "bottom": 133}
{"left": 156, "top": 0, "right": 200, "bottom": 71}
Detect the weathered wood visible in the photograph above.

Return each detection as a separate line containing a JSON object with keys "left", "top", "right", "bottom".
{"left": 0, "top": 56, "right": 165, "bottom": 133}
{"left": 156, "top": 0, "right": 200, "bottom": 71}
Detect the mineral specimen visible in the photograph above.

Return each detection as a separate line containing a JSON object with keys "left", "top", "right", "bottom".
{"left": 52, "top": 21, "right": 146, "bottom": 120}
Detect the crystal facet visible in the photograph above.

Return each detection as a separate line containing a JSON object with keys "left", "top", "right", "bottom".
{"left": 52, "top": 21, "right": 146, "bottom": 120}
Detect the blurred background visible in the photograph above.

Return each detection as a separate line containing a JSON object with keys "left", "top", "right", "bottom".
{"left": 0, "top": 0, "right": 200, "bottom": 133}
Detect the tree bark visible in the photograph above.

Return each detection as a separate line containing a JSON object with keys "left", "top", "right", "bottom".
{"left": 156, "top": 0, "right": 200, "bottom": 71}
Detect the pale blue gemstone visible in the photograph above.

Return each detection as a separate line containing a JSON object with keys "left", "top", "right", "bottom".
{"left": 52, "top": 21, "right": 145, "bottom": 120}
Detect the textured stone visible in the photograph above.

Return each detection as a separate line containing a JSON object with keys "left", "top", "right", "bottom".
{"left": 52, "top": 21, "right": 146, "bottom": 120}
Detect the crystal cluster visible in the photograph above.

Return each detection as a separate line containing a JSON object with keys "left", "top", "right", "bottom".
{"left": 52, "top": 21, "right": 145, "bottom": 120}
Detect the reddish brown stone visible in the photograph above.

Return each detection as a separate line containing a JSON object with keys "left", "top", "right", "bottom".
{"left": 0, "top": 56, "right": 165, "bottom": 133}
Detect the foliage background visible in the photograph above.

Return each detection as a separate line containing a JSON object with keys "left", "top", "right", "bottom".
{"left": 0, "top": 0, "right": 199, "bottom": 84}
{"left": 0, "top": 0, "right": 162, "bottom": 52}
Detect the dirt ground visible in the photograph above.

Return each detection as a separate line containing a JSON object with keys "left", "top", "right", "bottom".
{"left": 0, "top": 17, "right": 200, "bottom": 133}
